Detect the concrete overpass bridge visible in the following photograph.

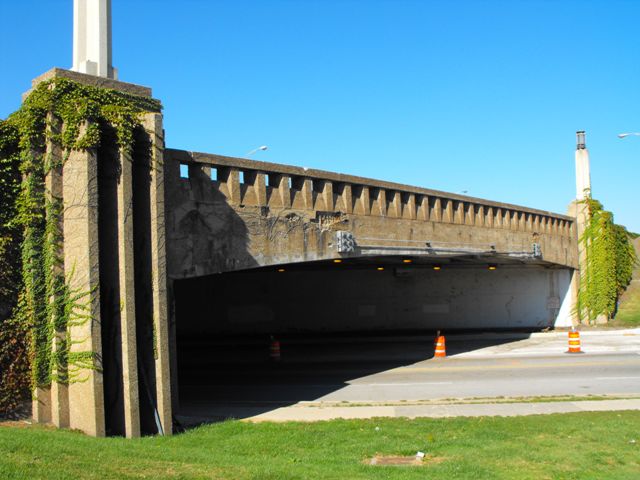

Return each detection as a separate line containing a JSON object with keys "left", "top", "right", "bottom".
{"left": 23, "top": 69, "right": 580, "bottom": 438}
{"left": 165, "top": 148, "right": 577, "bottom": 335}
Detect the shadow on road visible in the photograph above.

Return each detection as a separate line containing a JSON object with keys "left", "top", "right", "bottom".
{"left": 175, "top": 330, "right": 532, "bottom": 429}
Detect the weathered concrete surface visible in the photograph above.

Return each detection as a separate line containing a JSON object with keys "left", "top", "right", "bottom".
{"left": 165, "top": 149, "right": 578, "bottom": 280}
{"left": 24, "top": 67, "right": 150, "bottom": 101}
{"left": 62, "top": 123, "right": 105, "bottom": 437}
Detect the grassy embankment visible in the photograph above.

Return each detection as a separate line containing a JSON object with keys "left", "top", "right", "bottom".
{"left": 614, "top": 236, "right": 640, "bottom": 327}
{"left": 1, "top": 412, "right": 639, "bottom": 479}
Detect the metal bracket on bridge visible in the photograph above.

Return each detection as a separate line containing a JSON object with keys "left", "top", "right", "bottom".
{"left": 336, "top": 231, "right": 357, "bottom": 253}
{"left": 335, "top": 233, "right": 544, "bottom": 260}
{"left": 533, "top": 243, "right": 542, "bottom": 259}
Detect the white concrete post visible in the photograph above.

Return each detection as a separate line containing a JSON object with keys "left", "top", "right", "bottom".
{"left": 575, "top": 131, "right": 591, "bottom": 200}
{"left": 72, "top": 0, "right": 117, "bottom": 79}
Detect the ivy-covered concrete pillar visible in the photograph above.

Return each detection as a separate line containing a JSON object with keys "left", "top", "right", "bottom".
{"left": 46, "top": 114, "right": 70, "bottom": 430}
{"left": 62, "top": 121, "right": 105, "bottom": 437}
{"left": 20, "top": 68, "right": 173, "bottom": 437}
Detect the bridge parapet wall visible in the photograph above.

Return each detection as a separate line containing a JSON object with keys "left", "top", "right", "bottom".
{"left": 165, "top": 149, "right": 578, "bottom": 278}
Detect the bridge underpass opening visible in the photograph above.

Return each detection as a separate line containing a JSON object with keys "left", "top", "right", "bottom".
{"left": 173, "top": 256, "right": 572, "bottom": 424}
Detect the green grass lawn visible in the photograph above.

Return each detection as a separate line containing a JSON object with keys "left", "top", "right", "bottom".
{"left": 1, "top": 412, "right": 639, "bottom": 479}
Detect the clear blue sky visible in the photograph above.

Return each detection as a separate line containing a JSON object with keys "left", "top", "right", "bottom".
{"left": 1, "top": 0, "right": 638, "bottom": 231}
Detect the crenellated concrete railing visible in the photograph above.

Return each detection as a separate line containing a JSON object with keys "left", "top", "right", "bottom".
{"left": 165, "top": 149, "right": 575, "bottom": 239}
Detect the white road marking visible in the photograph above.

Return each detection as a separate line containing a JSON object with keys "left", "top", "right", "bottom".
{"left": 595, "top": 376, "right": 640, "bottom": 381}
{"left": 363, "top": 382, "right": 454, "bottom": 386}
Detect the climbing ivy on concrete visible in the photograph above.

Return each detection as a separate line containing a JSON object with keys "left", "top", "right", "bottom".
{"left": 577, "top": 197, "right": 638, "bottom": 323}
{"left": 0, "top": 78, "right": 161, "bottom": 414}
{"left": 0, "top": 120, "right": 29, "bottom": 415}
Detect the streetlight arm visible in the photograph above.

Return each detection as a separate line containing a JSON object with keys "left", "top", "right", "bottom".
{"left": 246, "top": 145, "right": 268, "bottom": 156}
{"left": 618, "top": 132, "right": 640, "bottom": 139}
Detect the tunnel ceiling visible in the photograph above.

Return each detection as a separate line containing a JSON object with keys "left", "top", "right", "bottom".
{"left": 178, "top": 254, "right": 565, "bottom": 281}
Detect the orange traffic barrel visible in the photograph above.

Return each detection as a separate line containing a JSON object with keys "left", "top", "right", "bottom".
{"left": 269, "top": 337, "right": 281, "bottom": 361}
{"left": 566, "top": 330, "right": 583, "bottom": 354}
{"left": 434, "top": 335, "right": 446, "bottom": 358}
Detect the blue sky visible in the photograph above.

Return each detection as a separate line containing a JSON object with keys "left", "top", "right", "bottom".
{"left": 1, "top": 0, "right": 638, "bottom": 231}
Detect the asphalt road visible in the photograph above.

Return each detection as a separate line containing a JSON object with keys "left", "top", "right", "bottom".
{"left": 177, "top": 331, "right": 640, "bottom": 420}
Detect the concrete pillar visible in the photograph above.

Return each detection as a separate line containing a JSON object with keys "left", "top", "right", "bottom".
{"left": 116, "top": 149, "right": 141, "bottom": 438}
{"left": 341, "top": 184, "right": 353, "bottom": 214}
{"left": 46, "top": 114, "right": 69, "bottom": 429}
{"left": 476, "top": 205, "right": 485, "bottom": 227}
{"left": 432, "top": 197, "right": 442, "bottom": 222}
{"left": 301, "top": 179, "right": 313, "bottom": 210}
{"left": 277, "top": 175, "right": 291, "bottom": 208}
{"left": 575, "top": 131, "right": 591, "bottom": 200}
{"left": 143, "top": 113, "right": 173, "bottom": 435}
{"left": 486, "top": 207, "right": 494, "bottom": 228}
{"left": 32, "top": 387, "right": 52, "bottom": 425}
{"left": 323, "top": 181, "right": 334, "bottom": 211}
{"left": 377, "top": 189, "right": 387, "bottom": 216}
{"left": 73, "top": 0, "right": 117, "bottom": 79}
{"left": 465, "top": 204, "right": 475, "bottom": 226}
{"left": 568, "top": 199, "right": 589, "bottom": 325}
{"left": 533, "top": 214, "right": 541, "bottom": 234}
{"left": 254, "top": 172, "right": 267, "bottom": 206}
{"left": 417, "top": 195, "right": 428, "bottom": 221}
{"left": 406, "top": 193, "right": 417, "bottom": 220}
{"left": 224, "top": 168, "right": 241, "bottom": 205}
{"left": 360, "top": 186, "right": 371, "bottom": 216}
{"left": 454, "top": 201, "right": 464, "bottom": 224}
{"left": 388, "top": 191, "right": 401, "bottom": 218}
{"left": 63, "top": 122, "right": 105, "bottom": 437}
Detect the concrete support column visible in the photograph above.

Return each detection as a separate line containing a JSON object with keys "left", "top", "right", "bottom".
{"left": 254, "top": 172, "right": 267, "bottom": 206}
{"left": 116, "top": 149, "right": 141, "bottom": 438}
{"left": 224, "top": 168, "right": 241, "bottom": 204}
{"left": 406, "top": 193, "right": 417, "bottom": 220}
{"left": 476, "top": 205, "right": 485, "bottom": 227}
{"left": 360, "top": 186, "right": 371, "bottom": 215}
{"left": 143, "top": 112, "right": 173, "bottom": 435}
{"left": 341, "top": 184, "right": 353, "bottom": 214}
{"left": 486, "top": 207, "right": 494, "bottom": 228}
{"left": 46, "top": 114, "right": 69, "bottom": 429}
{"left": 432, "top": 197, "right": 443, "bottom": 222}
{"left": 377, "top": 189, "right": 387, "bottom": 217}
{"left": 389, "top": 191, "right": 401, "bottom": 218}
{"left": 502, "top": 210, "right": 510, "bottom": 230}
{"left": 277, "top": 175, "right": 291, "bottom": 208}
{"left": 301, "top": 179, "right": 313, "bottom": 210}
{"left": 533, "top": 215, "right": 541, "bottom": 234}
{"left": 323, "top": 181, "right": 334, "bottom": 211}
{"left": 73, "top": 0, "right": 117, "bottom": 79}
{"left": 63, "top": 122, "right": 105, "bottom": 437}
{"left": 568, "top": 199, "right": 589, "bottom": 326}
{"left": 465, "top": 204, "right": 475, "bottom": 226}
{"left": 417, "top": 195, "right": 428, "bottom": 221}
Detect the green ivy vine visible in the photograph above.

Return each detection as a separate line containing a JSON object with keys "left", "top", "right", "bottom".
{"left": 0, "top": 77, "right": 161, "bottom": 410}
{"left": 577, "top": 196, "right": 638, "bottom": 323}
